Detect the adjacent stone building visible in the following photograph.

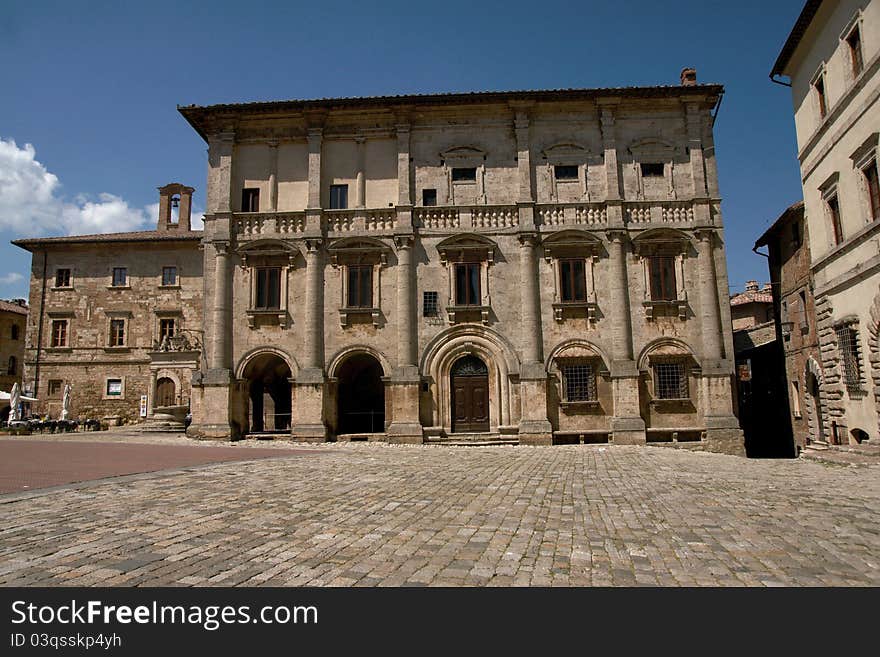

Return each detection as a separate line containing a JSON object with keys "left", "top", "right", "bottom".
{"left": 770, "top": 0, "right": 880, "bottom": 445}
{"left": 173, "top": 71, "right": 744, "bottom": 453}
{"left": 13, "top": 184, "right": 203, "bottom": 424}
{"left": 756, "top": 201, "right": 821, "bottom": 451}
{"left": 0, "top": 299, "right": 27, "bottom": 419}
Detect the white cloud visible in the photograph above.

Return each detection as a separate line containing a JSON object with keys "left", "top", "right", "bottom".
{"left": 0, "top": 272, "right": 23, "bottom": 286}
{"left": 0, "top": 138, "right": 154, "bottom": 236}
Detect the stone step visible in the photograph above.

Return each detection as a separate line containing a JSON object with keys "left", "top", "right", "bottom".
{"left": 425, "top": 433, "right": 518, "bottom": 446}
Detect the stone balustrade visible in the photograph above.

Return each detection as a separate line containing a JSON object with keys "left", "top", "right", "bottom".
{"left": 233, "top": 212, "right": 307, "bottom": 238}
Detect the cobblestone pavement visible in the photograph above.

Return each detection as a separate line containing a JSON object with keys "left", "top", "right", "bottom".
{"left": 0, "top": 438, "right": 878, "bottom": 586}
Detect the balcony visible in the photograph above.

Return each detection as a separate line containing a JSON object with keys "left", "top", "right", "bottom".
{"left": 233, "top": 212, "right": 306, "bottom": 240}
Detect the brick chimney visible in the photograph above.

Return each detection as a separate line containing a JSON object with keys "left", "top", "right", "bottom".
{"left": 680, "top": 67, "right": 697, "bottom": 86}
{"left": 157, "top": 183, "right": 195, "bottom": 231}
{"left": 745, "top": 280, "right": 759, "bottom": 293}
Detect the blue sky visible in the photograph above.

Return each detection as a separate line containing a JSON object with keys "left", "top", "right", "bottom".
{"left": 0, "top": 0, "right": 805, "bottom": 299}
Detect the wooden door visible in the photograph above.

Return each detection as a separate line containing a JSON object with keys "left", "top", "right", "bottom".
{"left": 156, "top": 377, "right": 176, "bottom": 407}
{"left": 451, "top": 374, "right": 489, "bottom": 432}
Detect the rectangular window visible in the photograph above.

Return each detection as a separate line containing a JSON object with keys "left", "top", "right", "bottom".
{"left": 791, "top": 220, "right": 801, "bottom": 249}
{"left": 814, "top": 77, "right": 827, "bottom": 119}
{"left": 799, "top": 290, "right": 808, "bottom": 331}
{"left": 329, "top": 184, "right": 348, "bottom": 210}
{"left": 423, "top": 291, "right": 439, "bottom": 317}
{"left": 865, "top": 162, "right": 880, "bottom": 222}
{"left": 255, "top": 267, "right": 281, "bottom": 309}
{"left": 162, "top": 266, "right": 178, "bottom": 286}
{"left": 346, "top": 265, "right": 373, "bottom": 308}
{"left": 106, "top": 379, "right": 123, "bottom": 397}
{"left": 109, "top": 319, "right": 126, "bottom": 347}
{"left": 847, "top": 27, "right": 864, "bottom": 78}
{"left": 559, "top": 259, "right": 587, "bottom": 302}
{"left": 654, "top": 362, "right": 688, "bottom": 400}
{"left": 159, "top": 318, "right": 176, "bottom": 341}
{"left": 422, "top": 189, "right": 437, "bottom": 206}
{"left": 836, "top": 325, "right": 862, "bottom": 393}
{"left": 640, "top": 162, "right": 665, "bottom": 178}
{"left": 51, "top": 320, "right": 68, "bottom": 347}
{"left": 554, "top": 165, "right": 579, "bottom": 181}
{"left": 112, "top": 267, "right": 127, "bottom": 287}
{"left": 55, "top": 268, "right": 71, "bottom": 288}
{"left": 451, "top": 167, "right": 476, "bottom": 182}
{"left": 48, "top": 379, "right": 63, "bottom": 398}
{"left": 241, "top": 188, "right": 260, "bottom": 212}
{"left": 454, "top": 263, "right": 481, "bottom": 306}
{"left": 562, "top": 364, "right": 597, "bottom": 402}
{"left": 828, "top": 195, "right": 843, "bottom": 245}
{"left": 648, "top": 255, "right": 677, "bottom": 301}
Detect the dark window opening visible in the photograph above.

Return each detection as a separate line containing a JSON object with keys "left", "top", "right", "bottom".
{"left": 451, "top": 167, "right": 476, "bottom": 182}
{"left": 162, "top": 266, "right": 177, "bottom": 286}
{"left": 554, "top": 165, "right": 579, "bottom": 181}
{"left": 7, "top": 356, "right": 16, "bottom": 376}
{"left": 815, "top": 77, "right": 827, "bottom": 119}
{"left": 559, "top": 259, "right": 587, "bottom": 302}
{"left": 48, "top": 380, "right": 63, "bottom": 397}
{"left": 55, "top": 268, "right": 71, "bottom": 288}
{"left": 454, "top": 263, "right": 481, "bottom": 306}
{"left": 423, "top": 291, "right": 439, "bottom": 317}
{"left": 848, "top": 28, "right": 864, "bottom": 77}
{"left": 11, "top": 324, "right": 19, "bottom": 340}
{"left": 562, "top": 364, "right": 597, "bottom": 402}
{"left": 51, "top": 320, "right": 67, "bottom": 347}
{"left": 241, "top": 188, "right": 260, "bottom": 212}
{"left": 159, "top": 318, "right": 176, "bottom": 341}
{"left": 255, "top": 267, "right": 281, "bottom": 310}
{"left": 828, "top": 195, "right": 843, "bottom": 245}
{"left": 648, "top": 255, "right": 677, "bottom": 301}
{"left": 422, "top": 189, "right": 437, "bottom": 206}
{"left": 654, "top": 362, "right": 688, "bottom": 400}
{"left": 865, "top": 162, "right": 879, "bottom": 222}
{"left": 112, "top": 267, "right": 127, "bottom": 287}
{"left": 329, "top": 184, "right": 348, "bottom": 209}
{"left": 791, "top": 220, "right": 801, "bottom": 249}
{"left": 641, "top": 162, "right": 665, "bottom": 177}
{"left": 109, "top": 319, "right": 125, "bottom": 347}
{"left": 346, "top": 265, "right": 373, "bottom": 308}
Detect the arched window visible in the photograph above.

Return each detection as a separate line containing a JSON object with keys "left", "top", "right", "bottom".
{"left": 7, "top": 356, "right": 16, "bottom": 375}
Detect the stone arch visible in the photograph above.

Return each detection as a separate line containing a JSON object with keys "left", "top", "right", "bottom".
{"left": 327, "top": 345, "right": 392, "bottom": 379}
{"left": 235, "top": 347, "right": 299, "bottom": 381}
{"left": 546, "top": 339, "right": 611, "bottom": 373}
{"left": 636, "top": 337, "right": 699, "bottom": 372}
{"left": 420, "top": 325, "right": 521, "bottom": 433}
{"left": 803, "top": 356, "right": 826, "bottom": 444}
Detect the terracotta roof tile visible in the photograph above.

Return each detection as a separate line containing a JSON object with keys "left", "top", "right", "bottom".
{"left": 12, "top": 230, "right": 203, "bottom": 252}
{"left": 0, "top": 300, "right": 28, "bottom": 315}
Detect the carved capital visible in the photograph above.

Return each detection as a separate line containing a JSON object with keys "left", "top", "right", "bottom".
{"left": 517, "top": 231, "right": 540, "bottom": 247}
{"left": 393, "top": 233, "right": 415, "bottom": 250}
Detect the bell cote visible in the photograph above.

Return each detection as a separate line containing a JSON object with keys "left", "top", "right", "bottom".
{"left": 157, "top": 182, "right": 195, "bottom": 231}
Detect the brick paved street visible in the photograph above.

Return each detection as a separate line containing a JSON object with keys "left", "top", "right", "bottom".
{"left": 0, "top": 436, "right": 878, "bottom": 586}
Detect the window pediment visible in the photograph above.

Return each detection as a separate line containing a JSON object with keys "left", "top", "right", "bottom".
{"left": 542, "top": 142, "right": 593, "bottom": 164}
{"left": 631, "top": 228, "right": 691, "bottom": 256}
{"left": 541, "top": 230, "right": 603, "bottom": 260}
{"left": 628, "top": 137, "right": 677, "bottom": 160}
{"left": 437, "top": 233, "right": 497, "bottom": 264}
{"left": 237, "top": 239, "right": 300, "bottom": 266}
{"left": 327, "top": 237, "right": 391, "bottom": 266}
{"left": 440, "top": 145, "right": 486, "bottom": 164}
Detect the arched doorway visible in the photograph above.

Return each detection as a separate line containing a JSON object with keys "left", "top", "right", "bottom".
{"left": 243, "top": 353, "right": 292, "bottom": 433}
{"left": 337, "top": 353, "right": 385, "bottom": 434}
{"left": 451, "top": 354, "right": 489, "bottom": 433}
{"left": 156, "top": 377, "right": 176, "bottom": 407}
{"left": 806, "top": 370, "right": 824, "bottom": 444}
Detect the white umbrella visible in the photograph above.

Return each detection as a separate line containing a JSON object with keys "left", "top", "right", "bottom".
{"left": 61, "top": 384, "right": 71, "bottom": 420}
{"left": 9, "top": 382, "right": 20, "bottom": 422}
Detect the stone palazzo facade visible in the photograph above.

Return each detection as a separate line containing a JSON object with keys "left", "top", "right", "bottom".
{"left": 179, "top": 73, "right": 744, "bottom": 454}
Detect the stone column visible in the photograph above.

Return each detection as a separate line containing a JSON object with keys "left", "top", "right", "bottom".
{"left": 209, "top": 242, "right": 230, "bottom": 371}
{"left": 356, "top": 136, "right": 366, "bottom": 208}
{"left": 268, "top": 139, "right": 279, "bottom": 211}
{"left": 517, "top": 232, "right": 553, "bottom": 444}
{"left": 387, "top": 234, "right": 422, "bottom": 443}
{"left": 695, "top": 228, "right": 744, "bottom": 455}
{"left": 206, "top": 132, "right": 234, "bottom": 214}
{"left": 607, "top": 230, "right": 646, "bottom": 444}
{"left": 291, "top": 238, "right": 327, "bottom": 441}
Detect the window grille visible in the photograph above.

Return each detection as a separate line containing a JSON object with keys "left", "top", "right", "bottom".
{"left": 562, "top": 364, "right": 596, "bottom": 402}
{"left": 654, "top": 362, "right": 688, "bottom": 399}
{"left": 423, "top": 291, "right": 439, "bottom": 317}
{"left": 836, "top": 325, "right": 862, "bottom": 393}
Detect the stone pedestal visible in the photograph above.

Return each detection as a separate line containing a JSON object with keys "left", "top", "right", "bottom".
{"left": 701, "top": 369, "right": 745, "bottom": 456}
{"left": 518, "top": 363, "right": 553, "bottom": 445}
{"left": 187, "top": 368, "right": 238, "bottom": 440}
{"left": 291, "top": 368, "right": 327, "bottom": 442}
{"left": 386, "top": 366, "right": 423, "bottom": 444}
{"left": 611, "top": 360, "right": 646, "bottom": 445}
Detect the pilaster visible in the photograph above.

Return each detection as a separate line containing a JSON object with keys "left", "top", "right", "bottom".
{"left": 307, "top": 127, "right": 323, "bottom": 209}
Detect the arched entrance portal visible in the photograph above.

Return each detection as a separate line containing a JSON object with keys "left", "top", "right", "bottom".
{"left": 806, "top": 370, "right": 824, "bottom": 444}
{"left": 451, "top": 354, "right": 489, "bottom": 433}
{"left": 337, "top": 353, "right": 385, "bottom": 434}
{"left": 243, "top": 353, "right": 292, "bottom": 433}
{"left": 156, "top": 377, "right": 176, "bottom": 407}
